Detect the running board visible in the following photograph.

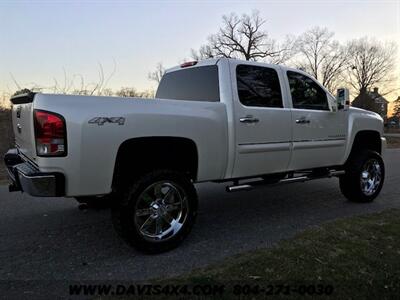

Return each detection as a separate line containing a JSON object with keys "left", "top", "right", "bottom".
{"left": 226, "top": 170, "right": 345, "bottom": 192}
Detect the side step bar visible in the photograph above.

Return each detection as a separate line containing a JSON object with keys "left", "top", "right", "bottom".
{"left": 226, "top": 170, "right": 345, "bottom": 192}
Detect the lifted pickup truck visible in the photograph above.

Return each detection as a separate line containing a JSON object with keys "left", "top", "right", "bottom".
{"left": 5, "top": 58, "right": 386, "bottom": 253}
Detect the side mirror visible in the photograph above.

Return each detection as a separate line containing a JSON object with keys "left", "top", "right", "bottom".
{"left": 336, "top": 88, "right": 350, "bottom": 110}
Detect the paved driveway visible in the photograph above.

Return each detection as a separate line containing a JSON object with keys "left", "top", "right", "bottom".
{"left": 0, "top": 150, "right": 399, "bottom": 288}
{"left": 385, "top": 133, "right": 400, "bottom": 137}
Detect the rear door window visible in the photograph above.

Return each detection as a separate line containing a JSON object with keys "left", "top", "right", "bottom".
{"left": 236, "top": 64, "right": 283, "bottom": 108}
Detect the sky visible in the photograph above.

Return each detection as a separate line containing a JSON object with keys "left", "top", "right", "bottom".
{"left": 0, "top": 0, "right": 399, "bottom": 100}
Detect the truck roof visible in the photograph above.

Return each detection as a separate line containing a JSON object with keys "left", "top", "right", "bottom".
{"left": 165, "top": 57, "right": 309, "bottom": 78}
{"left": 165, "top": 58, "right": 221, "bottom": 74}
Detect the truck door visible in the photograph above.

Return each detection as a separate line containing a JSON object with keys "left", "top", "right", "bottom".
{"left": 285, "top": 70, "right": 347, "bottom": 170}
{"left": 230, "top": 62, "right": 292, "bottom": 178}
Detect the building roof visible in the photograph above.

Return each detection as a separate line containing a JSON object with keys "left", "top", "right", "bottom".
{"left": 369, "top": 87, "right": 389, "bottom": 104}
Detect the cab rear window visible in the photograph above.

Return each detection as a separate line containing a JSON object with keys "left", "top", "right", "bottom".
{"left": 156, "top": 65, "right": 220, "bottom": 102}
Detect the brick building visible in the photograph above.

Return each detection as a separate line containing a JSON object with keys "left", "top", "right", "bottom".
{"left": 352, "top": 87, "right": 388, "bottom": 122}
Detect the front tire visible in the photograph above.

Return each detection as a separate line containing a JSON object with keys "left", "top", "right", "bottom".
{"left": 339, "top": 150, "right": 385, "bottom": 203}
{"left": 112, "top": 170, "right": 198, "bottom": 254}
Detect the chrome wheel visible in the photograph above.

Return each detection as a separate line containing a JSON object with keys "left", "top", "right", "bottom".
{"left": 360, "top": 159, "right": 382, "bottom": 196}
{"left": 134, "top": 181, "right": 188, "bottom": 242}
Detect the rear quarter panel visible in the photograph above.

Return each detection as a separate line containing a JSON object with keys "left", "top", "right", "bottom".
{"left": 33, "top": 94, "right": 228, "bottom": 196}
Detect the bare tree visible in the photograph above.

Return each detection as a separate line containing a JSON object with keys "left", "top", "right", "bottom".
{"left": 115, "top": 87, "right": 154, "bottom": 98}
{"left": 295, "top": 27, "right": 348, "bottom": 93}
{"left": 191, "top": 11, "right": 295, "bottom": 63}
{"left": 8, "top": 61, "right": 121, "bottom": 98}
{"left": 148, "top": 63, "right": 165, "bottom": 84}
{"left": 191, "top": 45, "right": 214, "bottom": 60}
{"left": 101, "top": 88, "right": 114, "bottom": 96}
{"left": 48, "top": 62, "right": 117, "bottom": 96}
{"left": 346, "top": 37, "right": 397, "bottom": 94}
{"left": 268, "top": 35, "right": 297, "bottom": 65}
{"left": 12, "top": 88, "right": 32, "bottom": 96}
{"left": 393, "top": 96, "right": 400, "bottom": 118}
{"left": 8, "top": 64, "right": 153, "bottom": 100}
{"left": 318, "top": 41, "right": 349, "bottom": 92}
{"left": 116, "top": 87, "right": 141, "bottom": 98}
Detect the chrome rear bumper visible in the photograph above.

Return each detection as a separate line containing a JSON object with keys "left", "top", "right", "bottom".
{"left": 4, "top": 149, "right": 65, "bottom": 197}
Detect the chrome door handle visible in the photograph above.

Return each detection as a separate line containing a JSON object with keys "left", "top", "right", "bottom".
{"left": 239, "top": 116, "right": 259, "bottom": 124}
{"left": 295, "top": 118, "right": 310, "bottom": 124}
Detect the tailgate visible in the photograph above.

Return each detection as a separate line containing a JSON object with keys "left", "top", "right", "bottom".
{"left": 10, "top": 92, "right": 36, "bottom": 161}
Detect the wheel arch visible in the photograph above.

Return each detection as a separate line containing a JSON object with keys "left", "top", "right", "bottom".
{"left": 345, "top": 130, "right": 382, "bottom": 164}
{"left": 112, "top": 136, "right": 199, "bottom": 191}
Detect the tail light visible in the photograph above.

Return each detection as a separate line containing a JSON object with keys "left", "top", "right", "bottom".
{"left": 34, "top": 110, "right": 67, "bottom": 156}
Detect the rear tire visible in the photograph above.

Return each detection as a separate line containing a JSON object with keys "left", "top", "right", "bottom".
{"left": 112, "top": 169, "right": 198, "bottom": 254}
{"left": 339, "top": 150, "right": 384, "bottom": 203}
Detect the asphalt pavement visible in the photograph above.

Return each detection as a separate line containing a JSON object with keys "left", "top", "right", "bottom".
{"left": 385, "top": 133, "right": 400, "bottom": 137}
{"left": 0, "top": 149, "right": 399, "bottom": 297}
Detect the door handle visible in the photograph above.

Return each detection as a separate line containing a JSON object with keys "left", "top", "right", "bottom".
{"left": 239, "top": 116, "right": 259, "bottom": 124}
{"left": 295, "top": 118, "right": 310, "bottom": 124}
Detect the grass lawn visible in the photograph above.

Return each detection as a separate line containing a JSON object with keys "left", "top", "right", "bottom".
{"left": 155, "top": 209, "right": 400, "bottom": 299}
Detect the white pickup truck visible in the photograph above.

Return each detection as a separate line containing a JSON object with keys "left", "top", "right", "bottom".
{"left": 5, "top": 58, "right": 386, "bottom": 253}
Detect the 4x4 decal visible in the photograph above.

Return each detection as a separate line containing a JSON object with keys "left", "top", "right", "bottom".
{"left": 88, "top": 117, "right": 125, "bottom": 126}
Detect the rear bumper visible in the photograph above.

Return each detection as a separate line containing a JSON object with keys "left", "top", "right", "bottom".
{"left": 4, "top": 149, "right": 65, "bottom": 197}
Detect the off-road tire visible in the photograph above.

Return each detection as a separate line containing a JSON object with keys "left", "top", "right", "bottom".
{"left": 339, "top": 150, "right": 384, "bottom": 203}
{"left": 112, "top": 169, "right": 198, "bottom": 254}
